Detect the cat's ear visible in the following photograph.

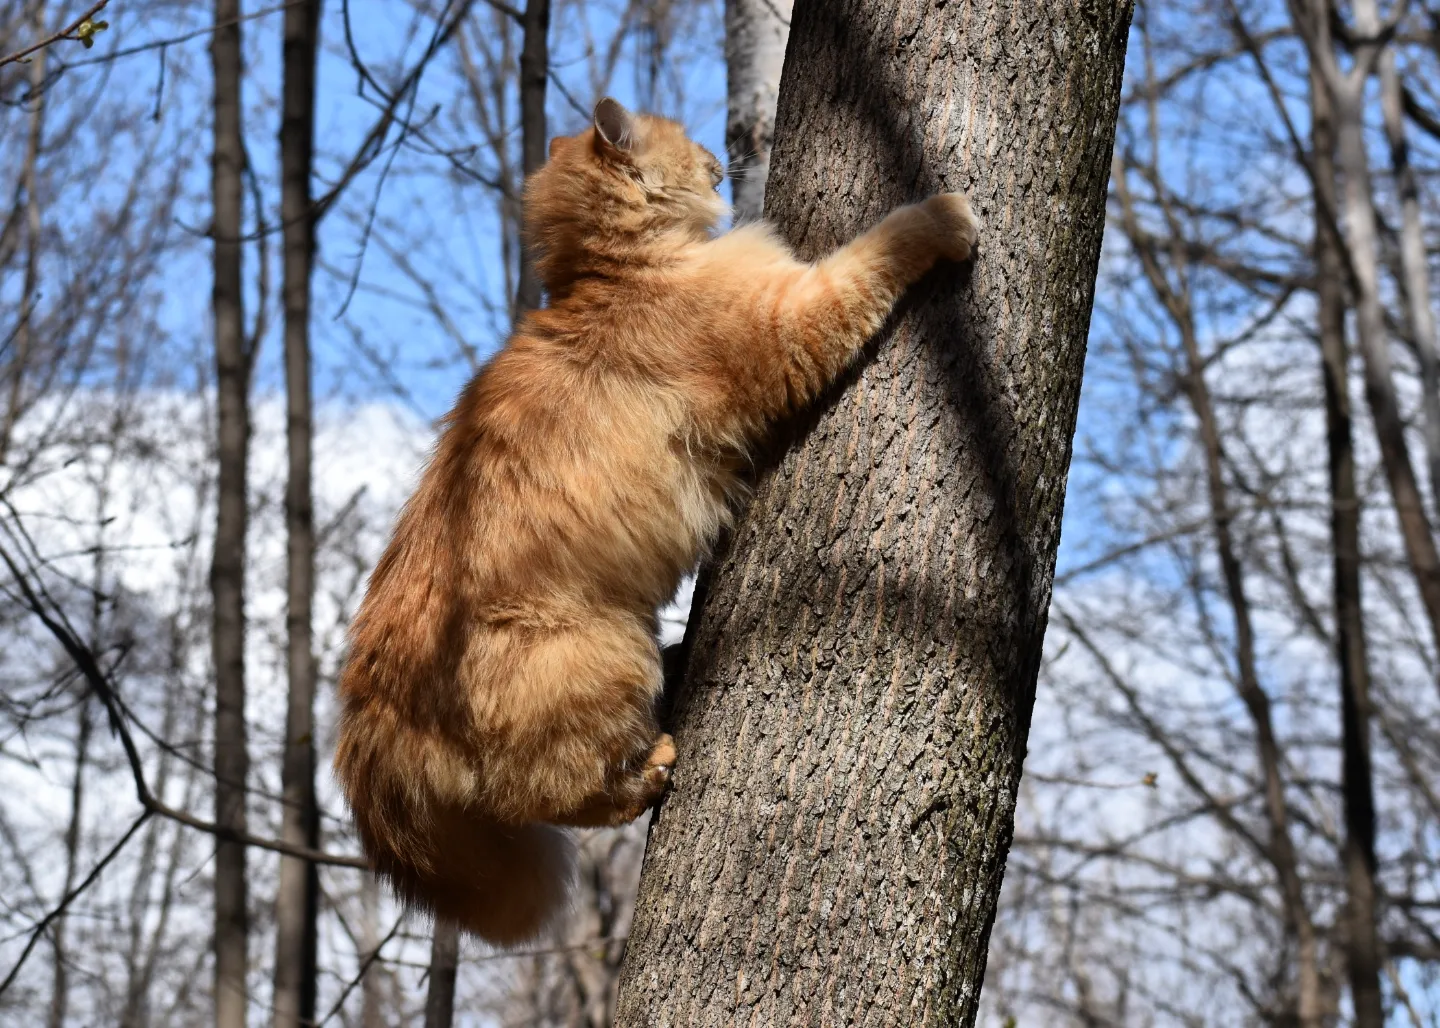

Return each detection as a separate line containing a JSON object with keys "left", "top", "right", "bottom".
{"left": 593, "top": 97, "right": 637, "bottom": 157}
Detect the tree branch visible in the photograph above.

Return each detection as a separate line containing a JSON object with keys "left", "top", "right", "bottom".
{"left": 0, "top": 530, "right": 370, "bottom": 871}
{"left": 0, "top": 0, "right": 109, "bottom": 70}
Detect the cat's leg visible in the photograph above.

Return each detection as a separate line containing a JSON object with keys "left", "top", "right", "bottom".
{"left": 476, "top": 615, "right": 668, "bottom": 825}
{"left": 771, "top": 193, "right": 979, "bottom": 407}
{"left": 549, "top": 733, "right": 676, "bottom": 828}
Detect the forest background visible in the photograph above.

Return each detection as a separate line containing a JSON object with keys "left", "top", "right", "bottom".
{"left": 1, "top": 0, "right": 1439, "bottom": 1025}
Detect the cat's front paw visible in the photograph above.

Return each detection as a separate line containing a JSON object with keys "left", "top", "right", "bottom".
{"left": 922, "top": 192, "right": 980, "bottom": 262}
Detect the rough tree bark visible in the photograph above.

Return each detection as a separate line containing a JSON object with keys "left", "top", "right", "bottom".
{"left": 272, "top": 0, "right": 322, "bottom": 1025}
{"left": 209, "top": 0, "right": 250, "bottom": 1024}
{"left": 725, "top": 0, "right": 792, "bottom": 222}
{"left": 614, "top": 3, "right": 1132, "bottom": 1025}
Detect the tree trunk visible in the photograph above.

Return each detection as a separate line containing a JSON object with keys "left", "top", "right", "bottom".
{"left": 724, "top": 0, "right": 791, "bottom": 223}
{"left": 359, "top": 877, "right": 384, "bottom": 1028}
{"left": 1338, "top": 89, "right": 1440, "bottom": 659}
{"left": 422, "top": 922, "right": 459, "bottom": 1028}
{"left": 1311, "top": 0, "right": 1440, "bottom": 665}
{"left": 210, "top": 0, "right": 250, "bottom": 1024}
{"left": 1, "top": 0, "right": 46, "bottom": 468}
{"left": 1309, "top": 21, "right": 1383, "bottom": 1028}
{"left": 48, "top": 698, "right": 91, "bottom": 1028}
{"left": 613, "top": 3, "right": 1132, "bottom": 1025}
{"left": 514, "top": 0, "right": 549, "bottom": 312}
{"left": 1378, "top": 46, "right": 1440, "bottom": 521}
{"left": 272, "top": 1, "right": 322, "bottom": 1025}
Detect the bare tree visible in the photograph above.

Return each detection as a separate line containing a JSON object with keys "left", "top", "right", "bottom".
{"left": 2, "top": 1, "right": 732, "bottom": 1024}
{"left": 1, "top": 0, "right": 46, "bottom": 470}
{"left": 1111, "top": 66, "right": 1324, "bottom": 1015}
{"left": 272, "top": 0, "right": 323, "bottom": 1025}
{"left": 422, "top": 921, "right": 461, "bottom": 1028}
{"left": 46, "top": 697, "right": 92, "bottom": 1028}
{"left": 1377, "top": 9, "right": 1440, "bottom": 521}
{"left": 39, "top": 2, "right": 1440, "bottom": 1025}
{"left": 1310, "top": 25, "right": 1384, "bottom": 1028}
{"left": 1291, "top": 0, "right": 1440, "bottom": 659}
{"left": 724, "top": 0, "right": 790, "bottom": 222}
{"left": 209, "top": 0, "right": 251, "bottom": 1023}
{"left": 981, "top": 2, "right": 1440, "bottom": 1023}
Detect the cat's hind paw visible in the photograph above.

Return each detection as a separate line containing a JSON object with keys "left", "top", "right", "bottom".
{"left": 645, "top": 733, "right": 676, "bottom": 774}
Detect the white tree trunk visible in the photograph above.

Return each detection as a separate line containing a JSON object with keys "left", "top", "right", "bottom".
{"left": 725, "top": 0, "right": 792, "bottom": 223}
{"left": 1379, "top": 48, "right": 1440, "bottom": 517}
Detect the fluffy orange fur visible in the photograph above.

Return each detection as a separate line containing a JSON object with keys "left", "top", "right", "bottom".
{"left": 333, "top": 97, "right": 979, "bottom": 945}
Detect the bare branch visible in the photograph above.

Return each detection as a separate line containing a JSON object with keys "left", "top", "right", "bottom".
{"left": 0, "top": 0, "right": 109, "bottom": 70}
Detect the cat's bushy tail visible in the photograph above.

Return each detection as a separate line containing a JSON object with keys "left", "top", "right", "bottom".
{"left": 377, "top": 805, "right": 574, "bottom": 946}
{"left": 336, "top": 722, "right": 575, "bottom": 946}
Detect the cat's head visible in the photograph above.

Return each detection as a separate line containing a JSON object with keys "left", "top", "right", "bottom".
{"left": 524, "top": 98, "right": 728, "bottom": 292}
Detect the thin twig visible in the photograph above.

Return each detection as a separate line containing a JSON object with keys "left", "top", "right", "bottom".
{"left": 0, "top": 0, "right": 109, "bottom": 70}
{"left": 4, "top": 2, "right": 305, "bottom": 107}
{"left": 316, "top": 916, "right": 407, "bottom": 1026}
{"left": 60, "top": 0, "right": 300, "bottom": 67}
{"left": 332, "top": 0, "right": 479, "bottom": 318}
{"left": 0, "top": 811, "right": 151, "bottom": 996}
{"left": 0, "top": 528, "right": 369, "bottom": 871}
{"left": 548, "top": 67, "right": 590, "bottom": 120}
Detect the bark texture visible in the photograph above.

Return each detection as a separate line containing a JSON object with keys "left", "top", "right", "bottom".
{"left": 725, "top": 0, "right": 792, "bottom": 222}
{"left": 272, "top": 0, "right": 322, "bottom": 1024}
{"left": 209, "top": 0, "right": 250, "bottom": 1024}
{"left": 614, "top": 3, "right": 1132, "bottom": 1025}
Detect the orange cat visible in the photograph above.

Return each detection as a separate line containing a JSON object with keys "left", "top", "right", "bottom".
{"left": 333, "top": 98, "right": 979, "bottom": 945}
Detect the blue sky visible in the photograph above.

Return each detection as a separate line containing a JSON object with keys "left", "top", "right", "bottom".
{"left": 12, "top": 5, "right": 1440, "bottom": 1022}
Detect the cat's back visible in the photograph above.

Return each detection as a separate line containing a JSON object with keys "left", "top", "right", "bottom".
{"left": 440, "top": 307, "right": 710, "bottom": 594}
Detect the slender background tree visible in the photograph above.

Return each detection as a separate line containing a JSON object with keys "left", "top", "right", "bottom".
{"left": 724, "top": 0, "right": 790, "bottom": 223}
{"left": 209, "top": 1, "right": 251, "bottom": 1024}
{"left": 272, "top": 0, "right": 323, "bottom": 1025}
